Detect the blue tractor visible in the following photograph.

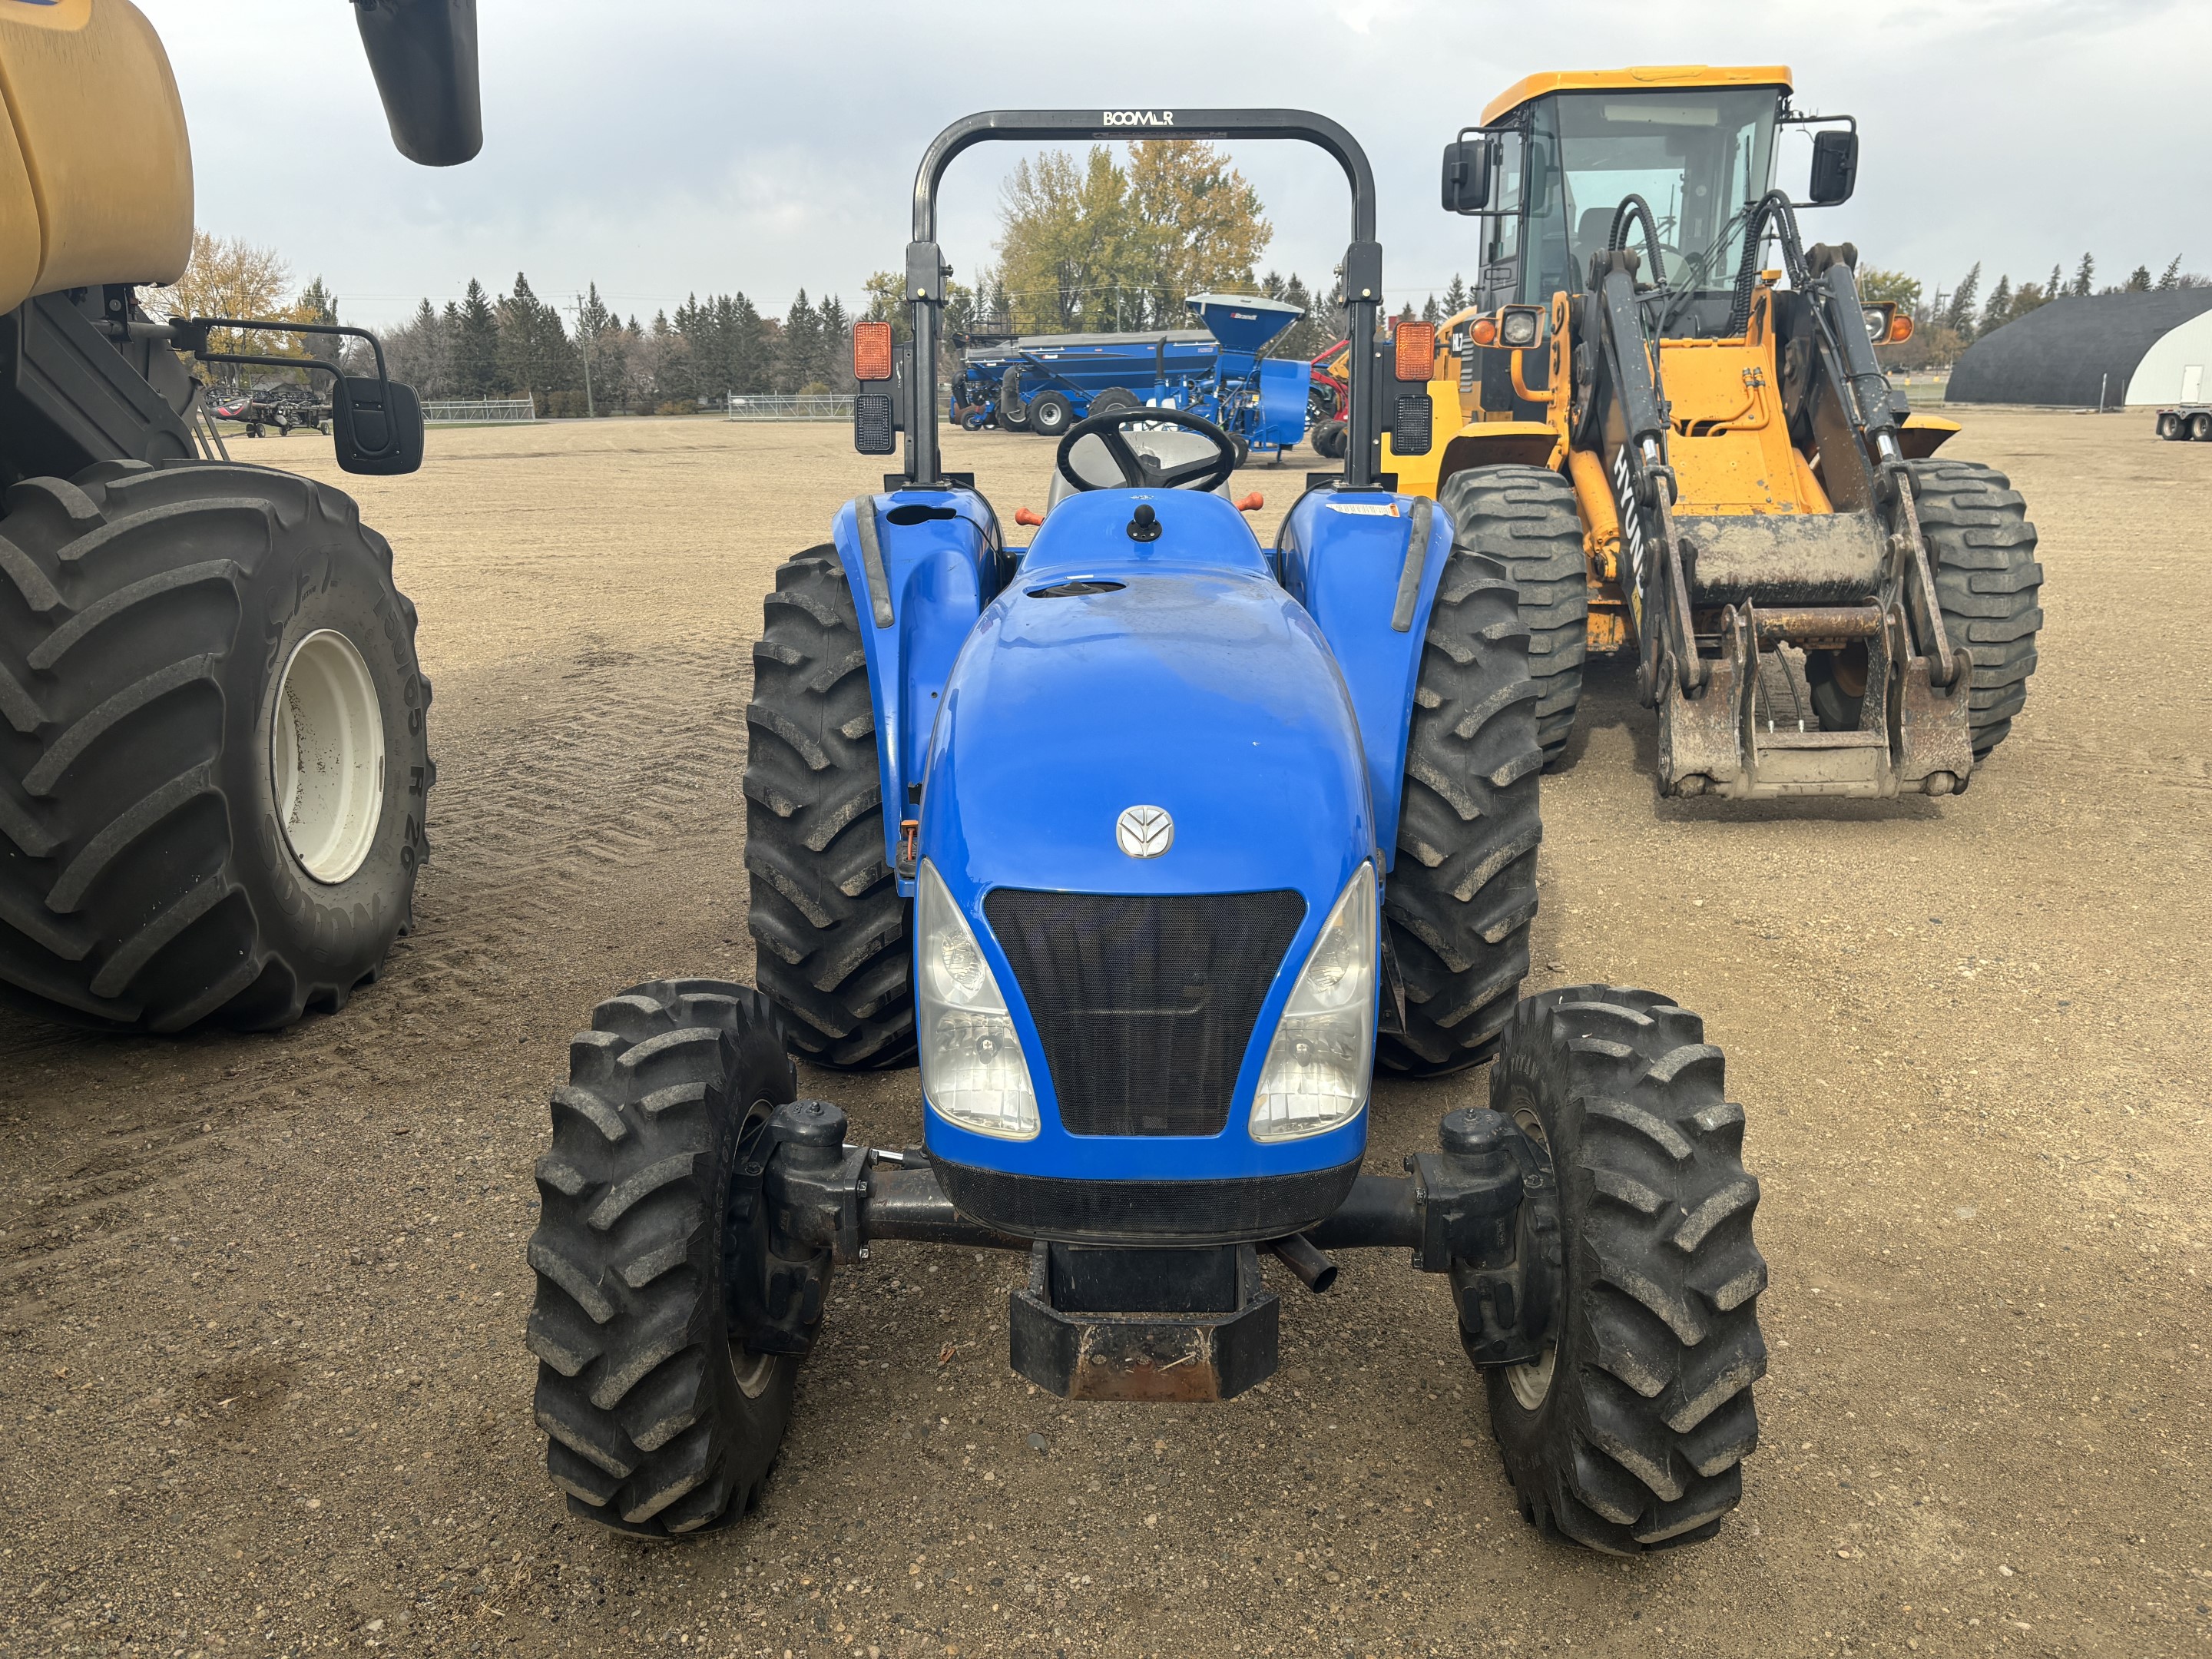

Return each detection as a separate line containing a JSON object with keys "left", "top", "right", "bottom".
{"left": 525, "top": 109, "right": 1769, "bottom": 1556}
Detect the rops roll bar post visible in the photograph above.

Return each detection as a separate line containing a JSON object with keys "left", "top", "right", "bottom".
{"left": 902, "top": 109, "right": 1386, "bottom": 490}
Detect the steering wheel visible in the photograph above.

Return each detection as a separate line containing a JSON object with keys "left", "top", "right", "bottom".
{"left": 1055, "top": 406, "right": 1240, "bottom": 495}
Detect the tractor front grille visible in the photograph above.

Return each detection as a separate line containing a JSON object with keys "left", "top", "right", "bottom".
{"left": 983, "top": 889, "right": 1306, "bottom": 1137}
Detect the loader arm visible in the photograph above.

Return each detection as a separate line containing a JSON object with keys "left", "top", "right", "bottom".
{"left": 1572, "top": 194, "right": 1972, "bottom": 799}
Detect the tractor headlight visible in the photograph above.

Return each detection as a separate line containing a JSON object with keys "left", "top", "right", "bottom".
{"left": 1499, "top": 306, "right": 1541, "bottom": 349}
{"left": 1250, "top": 866, "right": 1376, "bottom": 1143}
{"left": 917, "top": 860, "right": 1038, "bottom": 1141}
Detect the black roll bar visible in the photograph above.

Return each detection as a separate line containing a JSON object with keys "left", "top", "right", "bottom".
{"left": 900, "top": 108, "right": 1386, "bottom": 490}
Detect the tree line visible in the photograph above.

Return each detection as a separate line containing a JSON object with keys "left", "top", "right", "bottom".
{"left": 381, "top": 276, "right": 863, "bottom": 414}
{"left": 1860, "top": 252, "right": 2208, "bottom": 372}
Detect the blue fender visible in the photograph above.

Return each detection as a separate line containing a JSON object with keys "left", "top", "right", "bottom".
{"left": 828, "top": 488, "right": 1010, "bottom": 892}
{"left": 1272, "top": 488, "right": 1453, "bottom": 871}
{"left": 918, "top": 488, "right": 1373, "bottom": 1183}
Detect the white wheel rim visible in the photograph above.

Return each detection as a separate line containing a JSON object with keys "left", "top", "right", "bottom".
{"left": 1505, "top": 1100, "right": 1558, "bottom": 1411}
{"left": 271, "top": 628, "right": 386, "bottom": 884}
{"left": 730, "top": 1347, "right": 777, "bottom": 1399}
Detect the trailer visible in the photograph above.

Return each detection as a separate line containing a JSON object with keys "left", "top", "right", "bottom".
{"left": 953, "top": 293, "right": 1320, "bottom": 455}
{"left": 2155, "top": 404, "right": 2211, "bottom": 441}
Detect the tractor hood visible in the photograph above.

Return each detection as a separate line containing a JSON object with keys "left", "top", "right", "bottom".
{"left": 918, "top": 490, "right": 1373, "bottom": 904}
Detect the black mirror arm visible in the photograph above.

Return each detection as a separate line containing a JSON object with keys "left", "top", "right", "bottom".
{"left": 180, "top": 317, "right": 391, "bottom": 384}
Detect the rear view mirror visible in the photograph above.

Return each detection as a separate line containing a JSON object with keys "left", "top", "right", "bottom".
{"left": 1441, "top": 138, "right": 1492, "bottom": 214}
{"left": 334, "top": 377, "right": 426, "bottom": 475}
{"left": 355, "top": 0, "right": 483, "bottom": 167}
{"left": 1808, "top": 130, "right": 1859, "bottom": 205}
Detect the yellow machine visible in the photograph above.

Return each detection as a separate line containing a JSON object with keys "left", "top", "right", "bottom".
{"left": 1378, "top": 65, "right": 2042, "bottom": 799}
{"left": 0, "top": 0, "right": 476, "bottom": 1031}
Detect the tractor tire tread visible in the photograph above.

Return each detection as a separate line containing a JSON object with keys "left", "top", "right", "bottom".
{"left": 1909, "top": 458, "right": 2042, "bottom": 759}
{"left": 1379, "top": 548, "right": 1541, "bottom": 1075}
{"left": 1437, "top": 465, "right": 1588, "bottom": 766}
{"left": 0, "top": 459, "right": 430, "bottom": 1031}
{"left": 1483, "top": 985, "right": 1767, "bottom": 1555}
{"left": 525, "top": 978, "right": 798, "bottom": 1538}
{"left": 743, "top": 549, "right": 915, "bottom": 1068}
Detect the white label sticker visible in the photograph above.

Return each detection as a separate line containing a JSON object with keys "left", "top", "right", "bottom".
{"left": 1326, "top": 501, "right": 1401, "bottom": 517}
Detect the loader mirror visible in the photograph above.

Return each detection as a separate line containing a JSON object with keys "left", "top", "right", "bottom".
{"left": 333, "top": 377, "right": 426, "bottom": 476}
{"left": 355, "top": 0, "right": 483, "bottom": 167}
{"left": 1441, "top": 138, "right": 1491, "bottom": 214}
{"left": 1808, "top": 130, "right": 1859, "bottom": 205}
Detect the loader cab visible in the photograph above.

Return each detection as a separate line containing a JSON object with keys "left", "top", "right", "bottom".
{"left": 1472, "top": 74, "right": 1787, "bottom": 338}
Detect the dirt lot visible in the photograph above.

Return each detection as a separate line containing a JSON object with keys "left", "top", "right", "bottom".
{"left": 0, "top": 409, "right": 2206, "bottom": 1659}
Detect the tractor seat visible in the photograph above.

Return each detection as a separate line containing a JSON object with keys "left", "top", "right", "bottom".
{"left": 1043, "top": 425, "right": 1236, "bottom": 515}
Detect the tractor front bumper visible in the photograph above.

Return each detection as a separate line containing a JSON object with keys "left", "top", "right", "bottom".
{"left": 759, "top": 1101, "right": 1551, "bottom": 1399}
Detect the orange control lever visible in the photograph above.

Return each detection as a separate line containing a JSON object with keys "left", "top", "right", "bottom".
{"left": 1014, "top": 506, "right": 1045, "bottom": 527}
{"left": 1234, "top": 492, "right": 1265, "bottom": 512}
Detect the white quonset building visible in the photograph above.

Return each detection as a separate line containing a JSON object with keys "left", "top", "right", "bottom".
{"left": 1946, "top": 290, "right": 2212, "bottom": 408}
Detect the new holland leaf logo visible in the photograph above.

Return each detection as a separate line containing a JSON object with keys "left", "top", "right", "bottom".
{"left": 1115, "top": 805, "right": 1174, "bottom": 859}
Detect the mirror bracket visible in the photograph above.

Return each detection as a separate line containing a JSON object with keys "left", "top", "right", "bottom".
{"left": 172, "top": 316, "right": 425, "bottom": 475}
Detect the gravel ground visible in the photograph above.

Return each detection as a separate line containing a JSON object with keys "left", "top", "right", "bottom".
{"left": 0, "top": 409, "right": 2205, "bottom": 1659}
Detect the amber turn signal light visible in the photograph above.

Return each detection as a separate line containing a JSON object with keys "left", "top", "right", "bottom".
{"left": 1394, "top": 320, "right": 1435, "bottom": 382}
{"left": 1469, "top": 316, "right": 1498, "bottom": 347}
{"left": 1888, "top": 313, "right": 1915, "bottom": 345}
{"left": 853, "top": 320, "right": 894, "bottom": 382}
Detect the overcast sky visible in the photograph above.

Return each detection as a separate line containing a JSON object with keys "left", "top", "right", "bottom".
{"left": 142, "top": 0, "right": 2212, "bottom": 328}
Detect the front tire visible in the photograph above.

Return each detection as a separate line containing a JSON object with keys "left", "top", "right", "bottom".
{"left": 1482, "top": 986, "right": 1767, "bottom": 1554}
{"left": 1912, "top": 458, "right": 2043, "bottom": 760}
{"left": 1437, "top": 467, "right": 1588, "bottom": 767}
{"left": 0, "top": 460, "right": 432, "bottom": 1031}
{"left": 744, "top": 550, "right": 916, "bottom": 1068}
{"left": 527, "top": 979, "right": 802, "bottom": 1536}
{"left": 1378, "top": 551, "right": 1542, "bottom": 1075}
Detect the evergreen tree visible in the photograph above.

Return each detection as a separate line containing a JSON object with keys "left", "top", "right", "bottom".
{"left": 1978, "top": 274, "right": 2012, "bottom": 336}
{"left": 779, "top": 290, "right": 821, "bottom": 393}
{"left": 1421, "top": 293, "right": 1442, "bottom": 325}
{"left": 2070, "top": 253, "right": 2095, "bottom": 296}
{"left": 729, "top": 293, "right": 770, "bottom": 394}
{"left": 2125, "top": 265, "right": 2152, "bottom": 293}
{"left": 1442, "top": 273, "right": 1469, "bottom": 315}
{"left": 1277, "top": 273, "right": 1323, "bottom": 359}
{"left": 816, "top": 294, "right": 852, "bottom": 391}
{"left": 2045, "top": 263, "right": 2063, "bottom": 302}
{"left": 1941, "top": 263, "right": 1980, "bottom": 336}
{"left": 386, "top": 296, "right": 450, "bottom": 399}
{"left": 452, "top": 279, "right": 500, "bottom": 398}
{"left": 2158, "top": 255, "right": 2184, "bottom": 291}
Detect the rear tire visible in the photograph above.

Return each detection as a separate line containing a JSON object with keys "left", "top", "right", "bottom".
{"left": 1910, "top": 458, "right": 2043, "bottom": 760}
{"left": 2192, "top": 412, "right": 2212, "bottom": 442}
{"left": 744, "top": 550, "right": 916, "bottom": 1068}
{"left": 1028, "top": 391, "right": 1075, "bottom": 438}
{"left": 1089, "top": 389, "right": 1140, "bottom": 417}
{"left": 0, "top": 459, "right": 432, "bottom": 1031}
{"left": 1438, "top": 466, "right": 1588, "bottom": 767}
{"left": 2157, "top": 412, "right": 2183, "bottom": 440}
{"left": 1482, "top": 985, "right": 1767, "bottom": 1555}
{"left": 1312, "top": 419, "right": 1347, "bottom": 460}
{"left": 1378, "top": 551, "right": 1542, "bottom": 1076}
{"left": 526, "top": 979, "right": 802, "bottom": 1537}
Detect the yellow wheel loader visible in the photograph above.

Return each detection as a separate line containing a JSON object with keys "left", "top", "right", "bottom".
{"left": 0, "top": 0, "right": 477, "bottom": 1029}
{"left": 1372, "top": 65, "right": 2041, "bottom": 800}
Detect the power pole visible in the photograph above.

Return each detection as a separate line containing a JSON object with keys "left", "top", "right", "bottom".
{"left": 571, "top": 293, "right": 596, "bottom": 419}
